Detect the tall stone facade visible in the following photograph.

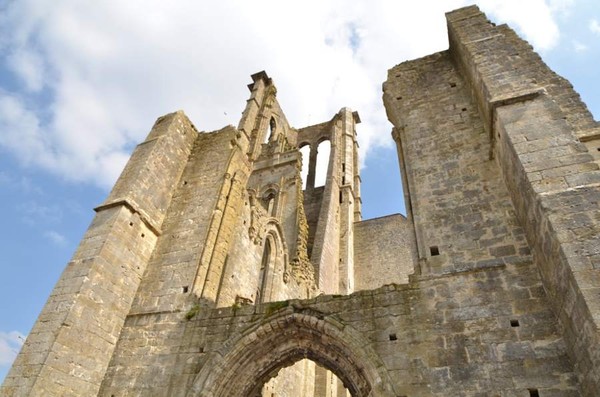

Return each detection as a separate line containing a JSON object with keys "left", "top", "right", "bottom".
{"left": 2, "top": 5, "right": 600, "bottom": 397}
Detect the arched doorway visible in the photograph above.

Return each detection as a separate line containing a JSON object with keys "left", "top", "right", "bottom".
{"left": 188, "top": 311, "right": 394, "bottom": 397}
{"left": 262, "top": 359, "right": 349, "bottom": 397}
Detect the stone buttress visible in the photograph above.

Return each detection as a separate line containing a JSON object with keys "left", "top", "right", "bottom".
{"left": 384, "top": 5, "right": 600, "bottom": 395}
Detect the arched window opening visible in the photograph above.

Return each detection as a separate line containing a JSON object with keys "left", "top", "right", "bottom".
{"left": 315, "top": 140, "right": 330, "bottom": 187}
{"left": 265, "top": 117, "right": 276, "bottom": 143}
{"left": 257, "top": 239, "right": 272, "bottom": 303}
{"left": 299, "top": 145, "right": 311, "bottom": 190}
{"left": 262, "top": 359, "right": 351, "bottom": 397}
{"left": 262, "top": 191, "right": 276, "bottom": 216}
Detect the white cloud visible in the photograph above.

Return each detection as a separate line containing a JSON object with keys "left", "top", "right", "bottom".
{"left": 478, "top": 0, "right": 564, "bottom": 51}
{"left": 0, "top": 0, "right": 570, "bottom": 188}
{"left": 0, "top": 94, "right": 48, "bottom": 167}
{"left": 0, "top": 331, "right": 25, "bottom": 366}
{"left": 549, "top": 0, "right": 574, "bottom": 13}
{"left": 590, "top": 19, "right": 600, "bottom": 34}
{"left": 6, "top": 50, "right": 46, "bottom": 92}
{"left": 44, "top": 230, "right": 67, "bottom": 246}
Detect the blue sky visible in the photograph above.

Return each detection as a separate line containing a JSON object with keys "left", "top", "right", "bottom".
{"left": 0, "top": 0, "right": 598, "bottom": 382}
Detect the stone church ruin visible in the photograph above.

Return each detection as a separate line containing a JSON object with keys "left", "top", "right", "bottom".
{"left": 3, "top": 5, "right": 600, "bottom": 397}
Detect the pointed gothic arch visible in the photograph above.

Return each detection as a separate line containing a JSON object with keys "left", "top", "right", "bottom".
{"left": 264, "top": 116, "right": 276, "bottom": 143}
{"left": 259, "top": 184, "right": 279, "bottom": 217}
{"left": 257, "top": 236, "right": 273, "bottom": 303}
{"left": 315, "top": 139, "right": 331, "bottom": 187}
{"left": 259, "top": 222, "right": 290, "bottom": 301}
{"left": 188, "top": 311, "right": 394, "bottom": 397}
{"left": 299, "top": 143, "right": 311, "bottom": 190}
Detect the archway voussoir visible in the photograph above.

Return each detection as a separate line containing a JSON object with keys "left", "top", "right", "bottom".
{"left": 274, "top": 314, "right": 290, "bottom": 330}
{"left": 255, "top": 322, "right": 272, "bottom": 338}
{"left": 244, "top": 331, "right": 258, "bottom": 346}
{"left": 297, "top": 313, "right": 312, "bottom": 327}
{"left": 190, "top": 312, "right": 395, "bottom": 397}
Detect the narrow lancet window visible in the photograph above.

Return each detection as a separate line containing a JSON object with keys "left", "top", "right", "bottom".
{"left": 262, "top": 191, "right": 276, "bottom": 216}
{"left": 265, "top": 117, "right": 276, "bottom": 143}
{"left": 315, "top": 140, "right": 330, "bottom": 187}
{"left": 257, "top": 239, "right": 272, "bottom": 303}
{"left": 300, "top": 145, "right": 310, "bottom": 190}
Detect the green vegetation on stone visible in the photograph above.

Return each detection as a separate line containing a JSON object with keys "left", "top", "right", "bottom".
{"left": 264, "top": 300, "right": 289, "bottom": 317}
{"left": 185, "top": 304, "right": 200, "bottom": 320}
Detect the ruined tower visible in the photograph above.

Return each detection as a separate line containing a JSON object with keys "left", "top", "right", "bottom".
{"left": 3, "top": 5, "right": 600, "bottom": 397}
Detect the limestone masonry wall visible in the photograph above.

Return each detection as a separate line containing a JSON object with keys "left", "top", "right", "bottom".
{"left": 354, "top": 214, "right": 416, "bottom": 289}
{"left": 188, "top": 262, "right": 575, "bottom": 396}
{"left": 447, "top": 6, "right": 600, "bottom": 394}
{"left": 2, "top": 111, "right": 196, "bottom": 396}
{"left": 384, "top": 50, "right": 530, "bottom": 276}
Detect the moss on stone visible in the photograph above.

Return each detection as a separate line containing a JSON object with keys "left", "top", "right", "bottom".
{"left": 264, "top": 300, "right": 289, "bottom": 317}
{"left": 185, "top": 304, "right": 200, "bottom": 320}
